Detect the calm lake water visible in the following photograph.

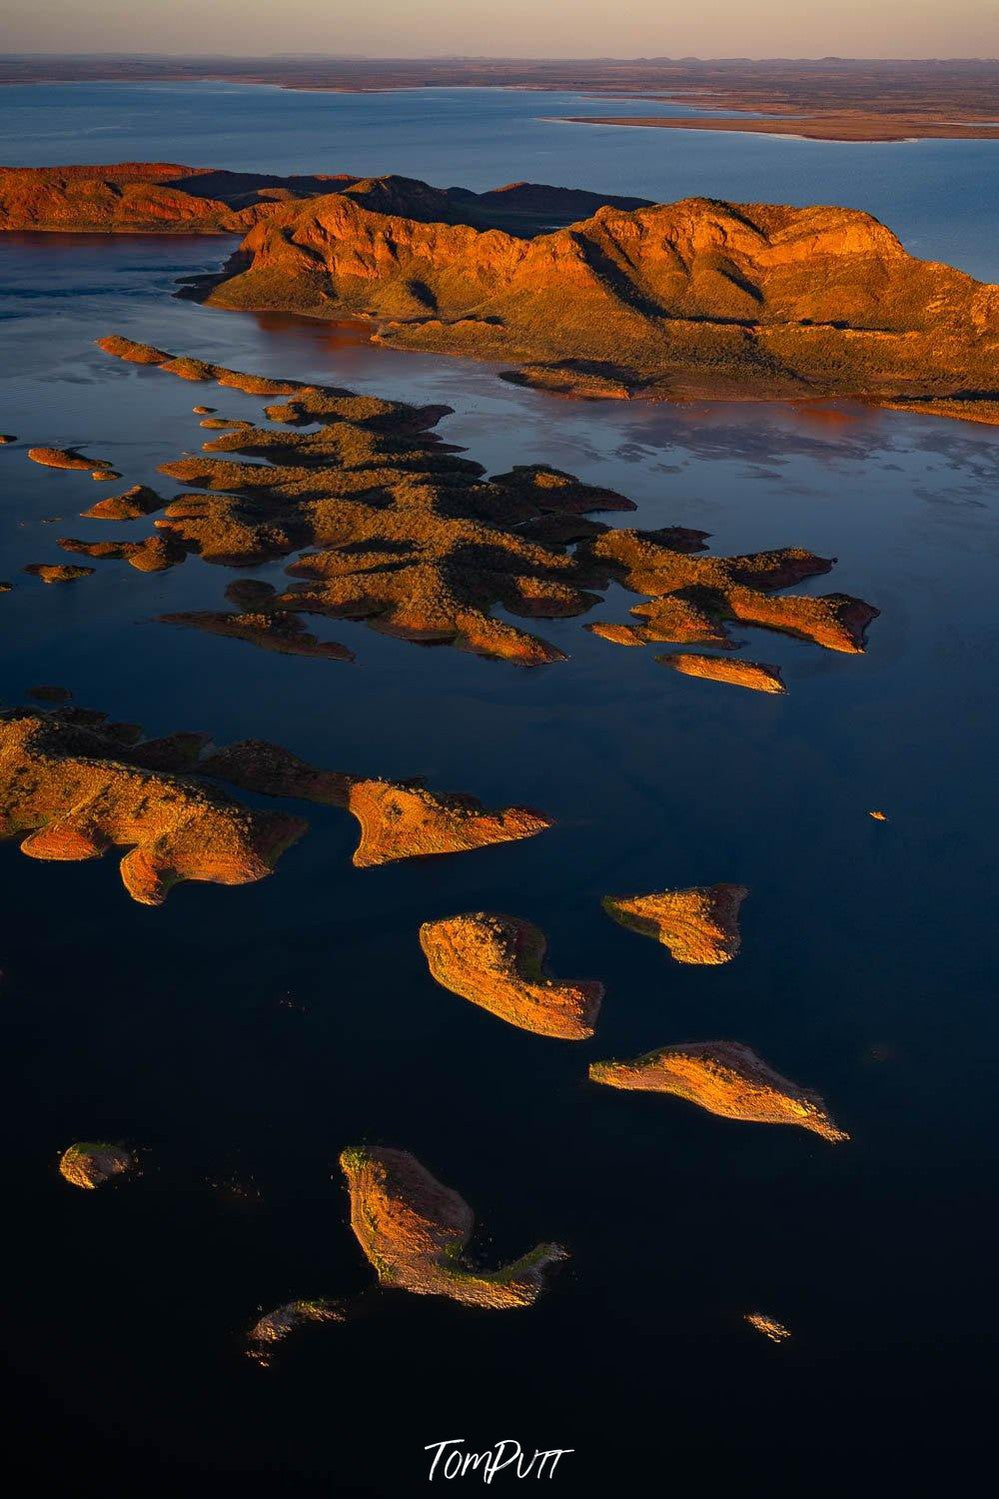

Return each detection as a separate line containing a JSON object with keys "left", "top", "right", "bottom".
{"left": 1, "top": 84, "right": 998, "bottom": 1492}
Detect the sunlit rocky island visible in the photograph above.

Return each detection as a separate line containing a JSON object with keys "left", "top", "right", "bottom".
{"left": 3, "top": 162, "right": 996, "bottom": 422}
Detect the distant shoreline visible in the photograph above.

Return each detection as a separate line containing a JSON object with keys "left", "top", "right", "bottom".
{"left": 558, "top": 113, "right": 999, "bottom": 143}
{"left": 2, "top": 57, "right": 999, "bottom": 151}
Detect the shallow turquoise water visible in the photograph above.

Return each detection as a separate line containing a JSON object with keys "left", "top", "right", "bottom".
{"left": 0, "top": 85, "right": 998, "bottom": 1493}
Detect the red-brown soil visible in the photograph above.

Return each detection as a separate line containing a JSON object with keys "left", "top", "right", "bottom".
{"left": 658, "top": 653, "right": 787, "bottom": 694}
{"left": 589, "top": 1039, "right": 848, "bottom": 1141}
{"left": 340, "top": 1146, "right": 568, "bottom": 1309}
{"left": 602, "top": 884, "right": 748, "bottom": 964}
{"left": 419, "top": 912, "right": 603, "bottom": 1039}
{"left": 200, "top": 737, "right": 553, "bottom": 868}
{"left": 0, "top": 706, "right": 306, "bottom": 905}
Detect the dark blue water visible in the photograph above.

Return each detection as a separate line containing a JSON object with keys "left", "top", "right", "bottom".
{"left": 1, "top": 86, "right": 998, "bottom": 1494}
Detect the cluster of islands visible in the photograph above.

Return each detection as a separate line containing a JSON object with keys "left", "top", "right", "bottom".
{"left": 7, "top": 142, "right": 981, "bottom": 1358}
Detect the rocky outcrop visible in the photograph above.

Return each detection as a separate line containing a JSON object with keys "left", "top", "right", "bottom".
{"left": 419, "top": 913, "right": 603, "bottom": 1039}
{"left": 162, "top": 603, "right": 355, "bottom": 661}
{"left": 745, "top": 1312, "right": 792, "bottom": 1342}
{"left": 82, "top": 484, "right": 164, "bottom": 520}
{"left": 94, "top": 338, "right": 877, "bottom": 679}
{"left": 589, "top": 1040, "right": 848, "bottom": 1141}
{"left": 59, "top": 1141, "right": 134, "bottom": 1188}
{"left": 579, "top": 526, "right": 877, "bottom": 655}
{"left": 602, "top": 884, "right": 747, "bottom": 965}
{"left": 58, "top": 534, "right": 188, "bottom": 573}
{"left": 657, "top": 653, "right": 787, "bottom": 694}
{"left": 24, "top": 563, "right": 94, "bottom": 583}
{"left": 346, "top": 782, "right": 551, "bottom": 869}
{"left": 28, "top": 446, "right": 110, "bottom": 475}
{"left": 0, "top": 707, "right": 306, "bottom": 905}
{"left": 203, "top": 190, "right": 999, "bottom": 422}
{"left": 200, "top": 738, "right": 553, "bottom": 868}
{"left": 340, "top": 1146, "right": 568, "bottom": 1308}
{"left": 246, "top": 1299, "right": 344, "bottom": 1364}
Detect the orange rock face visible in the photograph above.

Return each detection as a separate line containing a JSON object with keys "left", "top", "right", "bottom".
{"left": 82, "top": 484, "right": 164, "bottom": 520}
{"left": 59, "top": 1141, "right": 134, "bottom": 1189}
{"left": 589, "top": 1040, "right": 848, "bottom": 1141}
{"left": 24, "top": 563, "right": 94, "bottom": 584}
{"left": 0, "top": 164, "right": 648, "bottom": 239}
{"left": 200, "top": 738, "right": 552, "bottom": 868}
{"left": 347, "top": 782, "right": 552, "bottom": 869}
{"left": 0, "top": 707, "right": 306, "bottom": 905}
{"left": 0, "top": 163, "right": 358, "bottom": 235}
{"left": 419, "top": 913, "right": 603, "bottom": 1039}
{"left": 204, "top": 190, "right": 999, "bottom": 423}
{"left": 584, "top": 621, "right": 647, "bottom": 646}
{"left": 602, "top": 884, "right": 748, "bottom": 965}
{"left": 28, "top": 446, "right": 109, "bottom": 473}
{"left": 58, "top": 534, "right": 188, "bottom": 572}
{"left": 658, "top": 653, "right": 787, "bottom": 694}
{"left": 340, "top": 1146, "right": 568, "bottom": 1309}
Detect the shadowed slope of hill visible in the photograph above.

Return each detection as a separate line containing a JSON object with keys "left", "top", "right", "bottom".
{"left": 205, "top": 191, "right": 999, "bottom": 421}
{"left": 0, "top": 162, "right": 650, "bottom": 237}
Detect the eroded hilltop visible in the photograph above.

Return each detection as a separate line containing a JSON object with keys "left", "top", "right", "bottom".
{"left": 202, "top": 190, "right": 999, "bottom": 422}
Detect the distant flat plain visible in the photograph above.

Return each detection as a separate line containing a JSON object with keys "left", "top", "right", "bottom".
{"left": 3, "top": 55, "right": 999, "bottom": 140}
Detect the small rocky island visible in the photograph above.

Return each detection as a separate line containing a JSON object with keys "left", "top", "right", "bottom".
{"left": 246, "top": 1299, "right": 344, "bottom": 1365}
{"left": 340, "top": 1146, "right": 568, "bottom": 1309}
{"left": 589, "top": 1040, "right": 848, "bottom": 1141}
{"left": 419, "top": 912, "right": 604, "bottom": 1039}
{"left": 602, "top": 884, "right": 748, "bottom": 965}
{"left": 59, "top": 1141, "right": 134, "bottom": 1189}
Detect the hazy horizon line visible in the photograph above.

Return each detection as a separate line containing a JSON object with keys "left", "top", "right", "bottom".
{"left": 4, "top": 51, "right": 998, "bottom": 64}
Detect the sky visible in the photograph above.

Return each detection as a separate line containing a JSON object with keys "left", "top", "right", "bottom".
{"left": 3, "top": 0, "right": 997, "bottom": 59}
